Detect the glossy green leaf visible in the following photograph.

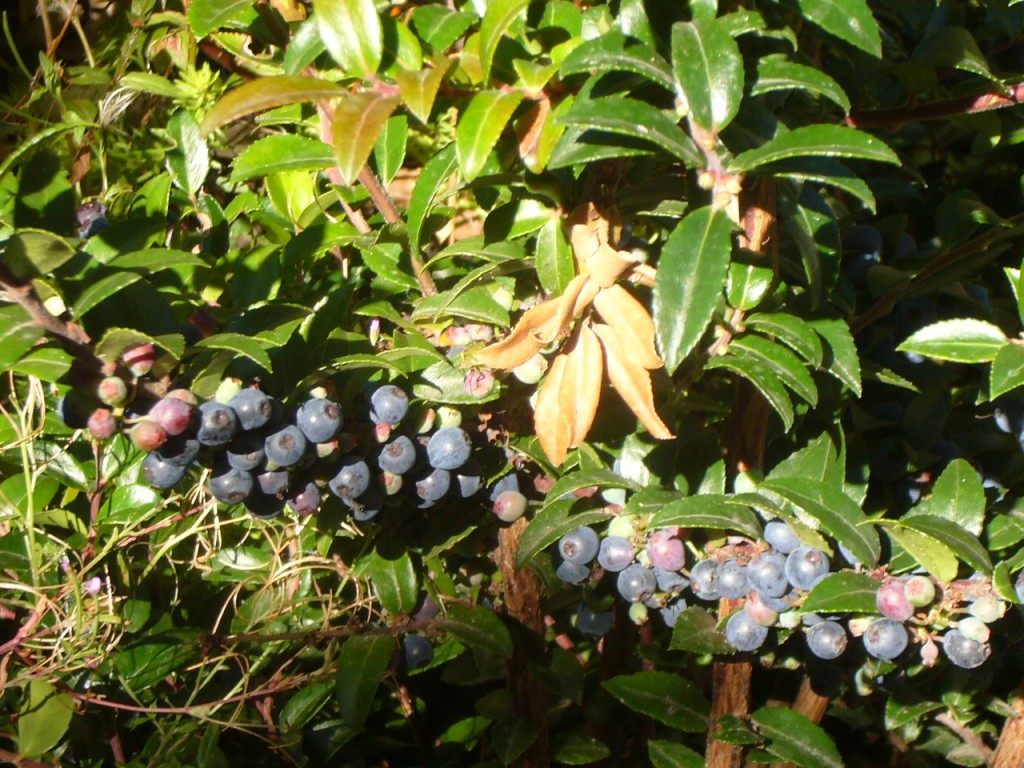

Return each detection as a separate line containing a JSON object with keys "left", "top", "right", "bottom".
{"left": 544, "top": 469, "right": 640, "bottom": 507}
{"left": 515, "top": 498, "right": 614, "bottom": 569}
{"left": 330, "top": 93, "right": 399, "bottom": 185}
{"left": 18, "top": 680, "right": 73, "bottom": 758}
{"left": 535, "top": 215, "right": 575, "bottom": 295}
{"left": 119, "top": 72, "right": 183, "bottom": 99}
{"left": 898, "top": 319, "right": 1007, "bottom": 363}
{"left": 994, "top": 560, "right": 1019, "bottom": 603}
{"left": 396, "top": 61, "right": 451, "bottom": 124}
{"left": 0, "top": 305, "right": 44, "bottom": 368}
{"left": 705, "top": 353, "right": 795, "bottom": 431}
{"left": 796, "top": 0, "right": 880, "bottom": 56}
{"left": 373, "top": 114, "right": 407, "bottom": 187}
{"left": 412, "top": 286, "right": 511, "bottom": 326}
{"left": 457, "top": 90, "right": 523, "bottom": 182}
{"left": 557, "top": 96, "right": 701, "bottom": 167}
{"left": 901, "top": 514, "right": 991, "bottom": 574}
{"left": 783, "top": 185, "right": 841, "bottom": 309}
{"left": 355, "top": 547, "right": 419, "bottom": 614}
{"left": 603, "top": 672, "right": 710, "bottom": 732}
{"left": 803, "top": 572, "right": 880, "bottom": 614}
{"left": 407, "top": 142, "right": 458, "bottom": 257}
{"left": 195, "top": 332, "right": 273, "bottom": 371}
{"left": 990, "top": 342, "right": 1024, "bottom": 398}
{"left": 885, "top": 698, "right": 944, "bottom": 731}
{"left": 924, "top": 459, "right": 985, "bottom": 535}
{"left": 436, "top": 603, "right": 513, "bottom": 658}
{"left": 283, "top": 17, "right": 327, "bottom": 74}
{"left": 414, "top": 360, "right": 502, "bottom": 404}
{"left": 726, "top": 256, "right": 774, "bottom": 311}
{"left": 767, "top": 431, "right": 842, "bottom": 488}
{"left": 671, "top": 18, "right": 743, "bottom": 132}
{"left": 166, "top": 110, "right": 209, "bottom": 195}
{"left": 553, "top": 733, "right": 611, "bottom": 765}
{"left": 316, "top": 0, "right": 382, "bottom": 78}
{"left": 654, "top": 206, "right": 733, "bottom": 374}
{"left": 559, "top": 31, "right": 674, "bottom": 91}
{"left": 649, "top": 740, "right": 705, "bottom": 768}
{"left": 493, "top": 719, "right": 541, "bottom": 765}
{"left": 731, "top": 335, "right": 818, "bottom": 406}
{"left": 200, "top": 76, "right": 347, "bottom": 137}
{"left": 11, "top": 347, "right": 72, "bottom": 382}
{"left": 745, "top": 312, "right": 824, "bottom": 366}
{"left": 72, "top": 271, "right": 143, "bottom": 317}
{"left": 882, "top": 524, "right": 959, "bottom": 582}
{"left": 114, "top": 630, "right": 201, "bottom": 689}
{"left": 230, "top": 135, "right": 335, "bottom": 183}
{"left": 4, "top": 229, "right": 76, "bottom": 279}
{"left": 751, "top": 706, "right": 842, "bottom": 768}
{"left": 669, "top": 606, "right": 733, "bottom": 655}
{"left": 479, "top": 0, "right": 530, "bottom": 83}
{"left": 187, "top": 0, "right": 251, "bottom": 38}
{"left": 768, "top": 157, "right": 876, "bottom": 213}
{"left": 335, "top": 634, "right": 395, "bottom": 730}
{"left": 281, "top": 684, "right": 334, "bottom": 730}
{"left": 752, "top": 54, "right": 850, "bottom": 112}
{"left": 913, "top": 27, "right": 993, "bottom": 80}
{"left": 729, "top": 125, "right": 899, "bottom": 174}
{"left": 649, "top": 494, "right": 762, "bottom": 538}
{"left": 760, "top": 477, "right": 880, "bottom": 566}
{"left": 412, "top": 6, "right": 476, "bottom": 52}
{"left": 808, "top": 315, "right": 862, "bottom": 396}
{"left": 108, "top": 249, "right": 209, "bottom": 271}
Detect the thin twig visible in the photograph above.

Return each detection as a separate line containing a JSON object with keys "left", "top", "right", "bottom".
{"left": 935, "top": 712, "right": 993, "bottom": 762}
{"left": 847, "top": 83, "right": 1024, "bottom": 127}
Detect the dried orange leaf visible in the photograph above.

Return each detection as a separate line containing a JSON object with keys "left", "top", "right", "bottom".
{"left": 587, "top": 243, "right": 638, "bottom": 288}
{"left": 534, "top": 352, "right": 572, "bottom": 465}
{"left": 592, "top": 322, "right": 674, "bottom": 440}
{"left": 561, "top": 323, "right": 603, "bottom": 448}
{"left": 537, "top": 274, "right": 590, "bottom": 344}
{"left": 593, "top": 284, "right": 663, "bottom": 370}
{"left": 473, "top": 299, "right": 559, "bottom": 369}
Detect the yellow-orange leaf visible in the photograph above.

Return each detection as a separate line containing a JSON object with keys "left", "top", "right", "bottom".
{"left": 587, "top": 243, "right": 638, "bottom": 288}
{"left": 567, "top": 203, "right": 602, "bottom": 275}
{"left": 561, "top": 323, "right": 603, "bottom": 448}
{"left": 534, "top": 353, "right": 572, "bottom": 465}
{"left": 592, "top": 322, "right": 674, "bottom": 440}
{"left": 593, "top": 284, "right": 663, "bottom": 370}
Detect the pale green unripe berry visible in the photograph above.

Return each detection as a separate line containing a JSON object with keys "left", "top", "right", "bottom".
{"left": 778, "top": 610, "right": 802, "bottom": 630}
{"left": 905, "top": 575, "right": 936, "bottom": 607}
{"left": 968, "top": 597, "right": 1005, "bottom": 623}
{"left": 628, "top": 602, "right": 649, "bottom": 625}
{"left": 215, "top": 377, "right": 243, "bottom": 404}
{"left": 608, "top": 514, "right": 638, "bottom": 539}
{"left": 436, "top": 406, "right": 462, "bottom": 429}
{"left": 958, "top": 616, "right": 990, "bottom": 644}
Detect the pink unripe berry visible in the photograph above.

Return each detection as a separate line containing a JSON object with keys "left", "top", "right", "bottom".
{"left": 876, "top": 579, "right": 914, "bottom": 622}
{"left": 97, "top": 376, "right": 129, "bottom": 407}
{"left": 465, "top": 324, "right": 493, "bottom": 342}
{"left": 743, "top": 592, "right": 779, "bottom": 627}
{"left": 464, "top": 369, "right": 496, "bottom": 399}
{"left": 129, "top": 419, "right": 168, "bottom": 452}
{"left": 148, "top": 396, "right": 195, "bottom": 436}
{"left": 646, "top": 528, "right": 686, "bottom": 572}
{"left": 847, "top": 617, "right": 873, "bottom": 637}
{"left": 446, "top": 325, "right": 472, "bottom": 346}
{"left": 383, "top": 472, "right": 403, "bottom": 496}
{"left": 375, "top": 422, "right": 392, "bottom": 442}
{"left": 905, "top": 575, "right": 936, "bottom": 607}
{"left": 166, "top": 388, "right": 199, "bottom": 406}
{"left": 87, "top": 408, "right": 118, "bottom": 440}
{"left": 920, "top": 638, "right": 939, "bottom": 667}
{"left": 493, "top": 490, "right": 528, "bottom": 523}
{"left": 122, "top": 343, "right": 156, "bottom": 376}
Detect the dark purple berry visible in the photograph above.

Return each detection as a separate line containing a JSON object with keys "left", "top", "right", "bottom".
{"left": 378, "top": 435, "right": 417, "bottom": 475}
{"left": 806, "top": 620, "right": 848, "bottom": 660}
{"left": 264, "top": 425, "right": 307, "bottom": 468}
{"left": 330, "top": 457, "right": 372, "bottom": 500}
{"left": 228, "top": 388, "right": 275, "bottom": 431}
{"left": 370, "top": 385, "right": 409, "bottom": 426}
{"left": 415, "top": 467, "right": 450, "bottom": 504}
{"left": 196, "top": 401, "right": 238, "bottom": 447}
{"left": 558, "top": 526, "right": 599, "bottom": 565}
{"left": 943, "top": 629, "right": 990, "bottom": 669}
{"left": 862, "top": 618, "right": 908, "bottom": 661}
{"left": 785, "top": 546, "right": 829, "bottom": 591}
{"left": 149, "top": 396, "right": 196, "bottom": 436}
{"left": 256, "top": 468, "right": 290, "bottom": 497}
{"left": 726, "top": 610, "right": 769, "bottom": 651}
{"left": 225, "top": 432, "right": 265, "bottom": 472}
{"left": 616, "top": 564, "right": 657, "bottom": 602}
{"left": 296, "top": 398, "right": 342, "bottom": 443}
{"left": 689, "top": 559, "right": 720, "bottom": 601}
{"left": 577, "top": 604, "right": 614, "bottom": 635}
{"left": 142, "top": 452, "right": 187, "bottom": 489}
{"left": 748, "top": 551, "right": 789, "bottom": 598}
{"left": 209, "top": 466, "right": 254, "bottom": 505}
{"left": 717, "top": 559, "right": 749, "bottom": 599}
{"left": 598, "top": 536, "right": 635, "bottom": 572}
{"left": 286, "top": 480, "right": 321, "bottom": 516}
{"left": 426, "top": 427, "right": 472, "bottom": 470}
{"left": 402, "top": 635, "right": 433, "bottom": 669}
{"left": 557, "top": 560, "right": 590, "bottom": 584}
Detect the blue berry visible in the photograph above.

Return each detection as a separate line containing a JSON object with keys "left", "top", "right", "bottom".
{"left": 764, "top": 520, "right": 800, "bottom": 554}
{"left": 617, "top": 564, "right": 657, "bottom": 603}
{"left": 244, "top": 489, "right": 285, "bottom": 518}
{"left": 942, "top": 629, "right": 990, "bottom": 669}
{"left": 717, "top": 559, "right": 749, "bottom": 599}
{"left": 209, "top": 466, "right": 254, "bottom": 505}
{"left": 296, "top": 398, "right": 342, "bottom": 443}
{"left": 689, "top": 560, "right": 720, "bottom": 601}
{"left": 370, "top": 385, "right": 409, "bottom": 426}
{"left": 598, "top": 536, "right": 635, "bottom": 572}
{"left": 55, "top": 392, "right": 92, "bottom": 429}
{"left": 227, "top": 388, "right": 275, "bottom": 431}
{"left": 346, "top": 487, "right": 384, "bottom": 522}
{"left": 557, "top": 560, "right": 590, "bottom": 584}
{"left": 415, "top": 467, "right": 450, "bottom": 504}
{"left": 748, "top": 551, "right": 789, "bottom": 598}
{"left": 156, "top": 435, "right": 201, "bottom": 468}
{"left": 454, "top": 463, "right": 483, "bottom": 497}
{"left": 402, "top": 635, "right": 433, "bottom": 669}
{"left": 558, "top": 526, "right": 600, "bottom": 565}
{"left": 257, "top": 468, "right": 290, "bottom": 497}
{"left": 264, "top": 425, "right": 308, "bottom": 468}
{"left": 142, "top": 452, "right": 187, "bottom": 489}
{"left": 862, "top": 618, "right": 908, "bottom": 661}
{"left": 426, "top": 427, "right": 472, "bottom": 470}
{"left": 196, "top": 401, "right": 239, "bottom": 446}
{"left": 654, "top": 568, "right": 689, "bottom": 594}
{"left": 489, "top": 473, "right": 519, "bottom": 502}
{"left": 225, "top": 432, "right": 264, "bottom": 472}
{"left": 330, "top": 457, "right": 372, "bottom": 501}
{"left": 785, "top": 547, "right": 829, "bottom": 591}
{"left": 806, "top": 620, "right": 848, "bottom": 660}
{"left": 660, "top": 600, "right": 688, "bottom": 628}
{"left": 577, "top": 604, "right": 614, "bottom": 635}
{"left": 286, "top": 479, "right": 321, "bottom": 516}
{"left": 726, "top": 610, "right": 769, "bottom": 651}
{"left": 378, "top": 435, "right": 417, "bottom": 475}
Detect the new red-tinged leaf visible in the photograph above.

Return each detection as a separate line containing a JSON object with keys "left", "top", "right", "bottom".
{"left": 330, "top": 93, "right": 400, "bottom": 185}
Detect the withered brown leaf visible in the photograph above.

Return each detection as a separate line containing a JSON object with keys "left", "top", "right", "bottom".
{"left": 593, "top": 284, "right": 663, "bottom": 370}
{"left": 592, "top": 322, "right": 674, "bottom": 440}
{"left": 561, "top": 323, "right": 603, "bottom": 449}
{"left": 534, "top": 352, "right": 573, "bottom": 466}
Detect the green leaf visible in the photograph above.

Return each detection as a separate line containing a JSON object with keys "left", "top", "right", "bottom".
{"left": 408, "top": 142, "right": 458, "bottom": 257}
{"left": 166, "top": 110, "right": 209, "bottom": 196}
{"left": 374, "top": 114, "right": 408, "bottom": 187}
{"left": 18, "top": 680, "right": 73, "bottom": 758}
{"left": 803, "top": 572, "right": 880, "bottom": 614}
{"left": 881, "top": 523, "right": 959, "bottom": 583}
{"left": 671, "top": 18, "right": 743, "bottom": 132}
{"left": 751, "top": 706, "right": 843, "bottom": 768}
{"left": 0, "top": 305, "right": 44, "bottom": 369}
{"left": 436, "top": 603, "right": 513, "bottom": 658}
{"left": 649, "top": 494, "right": 763, "bottom": 538}
{"left": 4, "top": 229, "right": 76, "bottom": 279}
{"left": 119, "top": 72, "right": 184, "bottom": 99}
{"left": 187, "top": 0, "right": 252, "bottom": 38}
{"left": 559, "top": 31, "right": 674, "bottom": 91}
{"left": 669, "top": 606, "right": 733, "bottom": 655}
{"left": 114, "top": 630, "right": 201, "bottom": 689}
{"left": 900, "top": 515, "right": 992, "bottom": 575}
{"left": 108, "top": 248, "right": 209, "bottom": 271}
{"left": 885, "top": 698, "right": 944, "bottom": 731}
{"left": 354, "top": 547, "right": 419, "bottom": 614}
{"left": 768, "top": 157, "right": 876, "bottom": 213}
{"left": 990, "top": 343, "right": 1024, "bottom": 398}
{"left": 925, "top": 459, "right": 985, "bottom": 535}
{"left": 552, "top": 733, "right": 611, "bottom": 765}
{"left": 654, "top": 206, "right": 733, "bottom": 374}
{"left": 10, "top": 347, "right": 72, "bottom": 382}
{"left": 796, "top": 0, "right": 880, "bottom": 56}
{"left": 808, "top": 315, "right": 861, "bottom": 396}
{"left": 94, "top": 328, "right": 157, "bottom": 363}
{"left": 705, "top": 354, "right": 795, "bottom": 431}
{"left": 479, "top": 0, "right": 531, "bottom": 84}
{"left": 745, "top": 312, "right": 824, "bottom": 366}
{"left": 412, "top": 6, "right": 476, "bottom": 51}
{"left": 729, "top": 125, "right": 899, "bottom": 174}
{"left": 493, "top": 719, "right": 541, "bottom": 765}
{"left": 536, "top": 215, "right": 575, "bottom": 295}
{"left": 603, "top": 672, "right": 710, "bottom": 732}
{"left": 759, "top": 477, "right": 880, "bottom": 566}
{"left": 751, "top": 54, "right": 850, "bottom": 113}
{"left": 731, "top": 335, "right": 818, "bottom": 406}
{"left": 898, "top": 319, "right": 1008, "bottom": 363}
{"left": 544, "top": 469, "right": 640, "bottom": 507}
{"left": 335, "top": 634, "right": 395, "bottom": 731}
{"left": 330, "top": 93, "right": 400, "bottom": 185}
{"left": 316, "top": 0, "right": 383, "bottom": 78}
{"left": 72, "top": 271, "right": 143, "bottom": 317}
{"left": 649, "top": 740, "right": 705, "bottom": 768}
{"left": 395, "top": 61, "right": 451, "bottom": 124}
{"left": 200, "top": 76, "right": 347, "bottom": 137}
{"left": 412, "top": 286, "right": 511, "bottom": 326}
{"left": 230, "top": 135, "right": 335, "bottom": 183}
{"left": 515, "top": 498, "right": 614, "bottom": 569}
{"left": 196, "top": 332, "right": 273, "bottom": 371}
{"left": 913, "top": 27, "right": 994, "bottom": 81}
{"left": 767, "top": 431, "right": 841, "bottom": 488}
{"left": 456, "top": 90, "right": 524, "bottom": 182}
{"left": 557, "top": 96, "right": 702, "bottom": 167}
{"left": 783, "top": 185, "right": 841, "bottom": 309}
